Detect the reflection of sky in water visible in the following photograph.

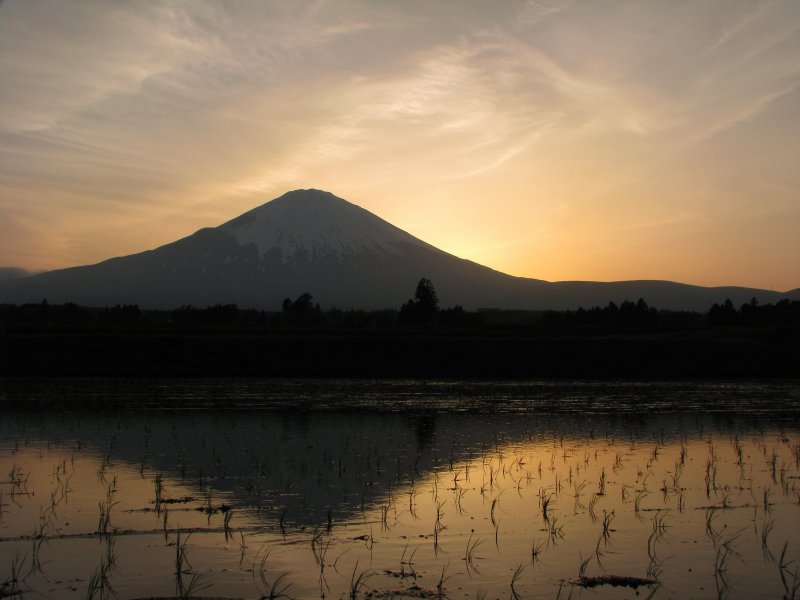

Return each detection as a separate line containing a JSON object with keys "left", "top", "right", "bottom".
{"left": 1, "top": 380, "right": 799, "bottom": 598}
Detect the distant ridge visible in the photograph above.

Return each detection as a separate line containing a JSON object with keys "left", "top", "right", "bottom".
{"left": 0, "top": 267, "right": 30, "bottom": 282}
{"left": 0, "top": 189, "right": 795, "bottom": 311}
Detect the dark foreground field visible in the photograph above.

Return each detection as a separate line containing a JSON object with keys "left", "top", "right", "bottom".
{"left": 3, "top": 326, "right": 798, "bottom": 378}
{"left": 2, "top": 299, "right": 798, "bottom": 377}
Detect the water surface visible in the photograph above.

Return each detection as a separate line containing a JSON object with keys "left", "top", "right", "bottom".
{"left": 1, "top": 379, "right": 798, "bottom": 599}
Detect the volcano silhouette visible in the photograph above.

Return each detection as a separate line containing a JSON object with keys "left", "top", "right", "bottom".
{"left": 1, "top": 189, "right": 796, "bottom": 310}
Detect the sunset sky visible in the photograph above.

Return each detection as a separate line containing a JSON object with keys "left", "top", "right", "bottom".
{"left": 1, "top": 0, "right": 798, "bottom": 290}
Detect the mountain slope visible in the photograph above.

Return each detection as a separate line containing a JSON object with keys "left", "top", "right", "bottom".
{"left": 0, "top": 267, "right": 30, "bottom": 282}
{"left": 0, "top": 189, "right": 795, "bottom": 311}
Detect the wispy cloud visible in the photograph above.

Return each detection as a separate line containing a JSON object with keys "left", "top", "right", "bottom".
{"left": 0, "top": 0, "right": 798, "bottom": 288}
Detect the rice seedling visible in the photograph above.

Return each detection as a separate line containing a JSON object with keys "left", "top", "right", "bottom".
{"left": 434, "top": 499, "right": 447, "bottom": 535}
{"left": 279, "top": 508, "right": 287, "bottom": 538}
{"left": 613, "top": 451, "right": 624, "bottom": 471}
{"left": 253, "top": 546, "right": 293, "bottom": 600}
{"left": 153, "top": 473, "right": 163, "bottom": 512}
{"left": 634, "top": 488, "right": 648, "bottom": 518}
{"left": 348, "top": 560, "right": 372, "bottom": 600}
{"left": 173, "top": 532, "right": 209, "bottom": 599}
{"left": 310, "top": 526, "right": 330, "bottom": 568}
{"left": 587, "top": 492, "right": 600, "bottom": 524}
{"left": 7, "top": 465, "right": 30, "bottom": 496}
{"left": 464, "top": 533, "right": 483, "bottom": 576}
{"left": 540, "top": 491, "right": 552, "bottom": 522}
{"left": 223, "top": 509, "right": 234, "bottom": 540}
{"left": 577, "top": 553, "right": 592, "bottom": 578}
{"left": 548, "top": 517, "right": 565, "bottom": 543}
{"left": 86, "top": 538, "right": 118, "bottom": 600}
{"left": 453, "top": 485, "right": 468, "bottom": 516}
{"left": 704, "top": 456, "right": 717, "bottom": 497}
{"left": 779, "top": 543, "right": 800, "bottom": 600}
{"left": 761, "top": 518, "right": 775, "bottom": 562}
{"left": 651, "top": 510, "right": 669, "bottom": 538}
{"left": 85, "top": 563, "right": 112, "bottom": 600}
{"left": 531, "top": 538, "right": 545, "bottom": 564}
{"left": 704, "top": 508, "right": 721, "bottom": 545}
{"left": 713, "top": 544, "right": 732, "bottom": 596}
{"left": 326, "top": 507, "right": 333, "bottom": 533}
{"left": 388, "top": 544, "right": 413, "bottom": 581}
{"left": 620, "top": 483, "right": 631, "bottom": 503}
{"left": 436, "top": 561, "right": 454, "bottom": 599}
{"left": 601, "top": 510, "right": 615, "bottom": 542}
{"left": 161, "top": 506, "right": 169, "bottom": 542}
{"left": 2, "top": 551, "right": 27, "bottom": 599}
{"left": 510, "top": 563, "right": 524, "bottom": 600}
{"left": 28, "top": 516, "right": 48, "bottom": 577}
{"left": 380, "top": 502, "right": 390, "bottom": 531}
{"left": 96, "top": 488, "right": 118, "bottom": 536}
{"left": 769, "top": 450, "right": 779, "bottom": 483}
{"left": 573, "top": 480, "right": 588, "bottom": 507}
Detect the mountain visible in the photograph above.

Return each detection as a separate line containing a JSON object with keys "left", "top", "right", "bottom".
{"left": 0, "top": 267, "right": 30, "bottom": 282}
{"left": 0, "top": 189, "right": 796, "bottom": 311}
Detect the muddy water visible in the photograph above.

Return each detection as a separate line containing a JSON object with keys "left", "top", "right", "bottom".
{"left": 0, "top": 380, "right": 799, "bottom": 599}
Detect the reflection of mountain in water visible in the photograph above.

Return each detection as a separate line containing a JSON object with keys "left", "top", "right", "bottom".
{"left": 4, "top": 379, "right": 798, "bottom": 527}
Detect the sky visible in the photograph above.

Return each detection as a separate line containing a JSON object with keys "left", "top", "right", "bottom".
{"left": 1, "top": 0, "right": 799, "bottom": 290}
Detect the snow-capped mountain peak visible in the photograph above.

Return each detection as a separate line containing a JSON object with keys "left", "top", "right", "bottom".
{"left": 220, "top": 189, "right": 428, "bottom": 262}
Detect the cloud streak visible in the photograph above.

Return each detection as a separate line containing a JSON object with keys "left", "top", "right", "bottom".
{"left": 1, "top": 0, "right": 798, "bottom": 289}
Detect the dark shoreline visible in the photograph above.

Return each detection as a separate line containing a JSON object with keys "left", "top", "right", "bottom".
{"left": 2, "top": 377, "right": 799, "bottom": 416}
{"left": 2, "top": 327, "right": 797, "bottom": 378}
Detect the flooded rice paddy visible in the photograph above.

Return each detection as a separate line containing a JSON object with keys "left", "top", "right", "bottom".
{"left": 1, "top": 379, "right": 799, "bottom": 599}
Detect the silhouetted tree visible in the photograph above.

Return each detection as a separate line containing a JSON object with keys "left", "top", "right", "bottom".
{"left": 708, "top": 298, "right": 738, "bottom": 326}
{"left": 400, "top": 278, "right": 440, "bottom": 324}
{"left": 414, "top": 278, "right": 439, "bottom": 313}
{"left": 103, "top": 304, "right": 142, "bottom": 324}
{"left": 282, "top": 292, "right": 322, "bottom": 323}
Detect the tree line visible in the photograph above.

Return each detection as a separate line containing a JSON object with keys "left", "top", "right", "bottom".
{"left": 1, "top": 279, "right": 797, "bottom": 330}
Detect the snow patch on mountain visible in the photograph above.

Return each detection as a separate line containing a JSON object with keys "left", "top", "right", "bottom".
{"left": 220, "top": 189, "right": 431, "bottom": 262}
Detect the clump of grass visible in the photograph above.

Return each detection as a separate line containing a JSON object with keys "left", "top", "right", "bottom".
{"left": 85, "top": 554, "right": 115, "bottom": 600}
{"left": 174, "top": 532, "right": 210, "bottom": 599}
{"left": 436, "top": 561, "right": 454, "bottom": 599}
{"left": 348, "top": 560, "right": 372, "bottom": 600}
{"left": 531, "top": 538, "right": 545, "bottom": 564}
{"left": 399, "top": 542, "right": 418, "bottom": 579}
{"left": 2, "top": 551, "right": 28, "bottom": 598}
{"left": 253, "top": 546, "right": 292, "bottom": 600}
